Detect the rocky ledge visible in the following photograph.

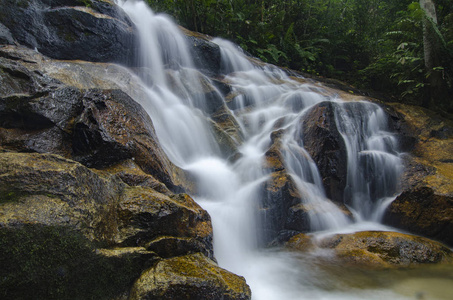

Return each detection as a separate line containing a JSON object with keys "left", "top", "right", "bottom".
{"left": 287, "top": 231, "right": 453, "bottom": 269}
{"left": 383, "top": 103, "right": 453, "bottom": 247}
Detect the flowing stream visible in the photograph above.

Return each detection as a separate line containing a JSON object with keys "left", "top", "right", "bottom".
{"left": 118, "top": 1, "right": 453, "bottom": 299}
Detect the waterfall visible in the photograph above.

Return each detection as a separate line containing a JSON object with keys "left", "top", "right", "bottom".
{"left": 118, "top": 1, "right": 407, "bottom": 299}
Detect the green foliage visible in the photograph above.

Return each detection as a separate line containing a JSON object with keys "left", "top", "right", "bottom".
{"left": 145, "top": 0, "right": 453, "bottom": 112}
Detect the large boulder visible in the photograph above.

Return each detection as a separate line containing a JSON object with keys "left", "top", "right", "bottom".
{"left": 0, "top": 0, "right": 138, "bottom": 65}
{"left": 0, "top": 151, "right": 251, "bottom": 299}
{"left": 302, "top": 101, "right": 347, "bottom": 204}
{"left": 0, "top": 45, "right": 192, "bottom": 192}
{"left": 116, "top": 187, "right": 214, "bottom": 260}
{"left": 129, "top": 252, "right": 251, "bottom": 300}
{"left": 383, "top": 103, "right": 453, "bottom": 247}
{"left": 287, "top": 231, "right": 453, "bottom": 269}
{"left": 259, "top": 128, "right": 351, "bottom": 245}
{"left": 383, "top": 187, "right": 453, "bottom": 247}
{"left": 0, "top": 152, "right": 122, "bottom": 242}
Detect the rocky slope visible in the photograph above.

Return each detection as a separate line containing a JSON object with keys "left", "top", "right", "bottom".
{"left": 0, "top": 0, "right": 249, "bottom": 299}
{"left": 1, "top": 0, "right": 452, "bottom": 299}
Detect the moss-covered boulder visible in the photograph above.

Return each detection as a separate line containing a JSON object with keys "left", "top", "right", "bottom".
{"left": 287, "top": 231, "right": 453, "bottom": 269}
{"left": 383, "top": 187, "right": 453, "bottom": 247}
{"left": 116, "top": 186, "right": 214, "bottom": 260}
{"left": 129, "top": 252, "right": 251, "bottom": 300}
{"left": 0, "top": 152, "right": 122, "bottom": 242}
{"left": 0, "top": 152, "right": 250, "bottom": 299}
{"left": 383, "top": 103, "right": 453, "bottom": 247}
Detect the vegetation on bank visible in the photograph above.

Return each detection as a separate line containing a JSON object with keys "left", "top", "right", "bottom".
{"left": 145, "top": 0, "right": 453, "bottom": 114}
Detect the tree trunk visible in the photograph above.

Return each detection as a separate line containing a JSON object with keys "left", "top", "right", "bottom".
{"left": 419, "top": 0, "right": 447, "bottom": 109}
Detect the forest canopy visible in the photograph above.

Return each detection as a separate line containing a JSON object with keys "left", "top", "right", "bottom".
{"left": 145, "top": 0, "right": 453, "bottom": 113}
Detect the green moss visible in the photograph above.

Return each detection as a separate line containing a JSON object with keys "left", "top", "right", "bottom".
{"left": 0, "top": 225, "right": 147, "bottom": 300}
{"left": 0, "top": 190, "right": 27, "bottom": 204}
{"left": 82, "top": 0, "right": 93, "bottom": 8}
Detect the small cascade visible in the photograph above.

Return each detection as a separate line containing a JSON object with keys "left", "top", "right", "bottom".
{"left": 120, "top": 0, "right": 222, "bottom": 166}
{"left": 334, "top": 101, "right": 403, "bottom": 220}
{"left": 118, "top": 1, "right": 407, "bottom": 299}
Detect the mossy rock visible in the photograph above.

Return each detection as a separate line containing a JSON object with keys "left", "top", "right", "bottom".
{"left": 287, "top": 231, "right": 453, "bottom": 269}
{"left": 0, "top": 224, "right": 151, "bottom": 300}
{"left": 129, "top": 252, "right": 251, "bottom": 300}
{"left": 0, "top": 152, "right": 123, "bottom": 243}
{"left": 383, "top": 187, "right": 453, "bottom": 247}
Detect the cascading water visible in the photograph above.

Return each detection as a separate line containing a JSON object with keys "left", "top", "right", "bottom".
{"left": 116, "top": 1, "right": 443, "bottom": 299}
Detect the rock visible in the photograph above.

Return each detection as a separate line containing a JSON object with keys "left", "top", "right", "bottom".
{"left": 0, "top": 0, "right": 138, "bottom": 66}
{"left": 129, "top": 252, "right": 251, "bottom": 300}
{"left": 383, "top": 187, "right": 453, "bottom": 247}
{"left": 0, "top": 152, "right": 122, "bottom": 243}
{"left": 116, "top": 187, "right": 214, "bottom": 260}
{"left": 71, "top": 88, "right": 175, "bottom": 189}
{"left": 180, "top": 27, "right": 221, "bottom": 77}
{"left": 383, "top": 103, "right": 453, "bottom": 246}
{"left": 104, "top": 159, "right": 172, "bottom": 196}
{"left": 0, "top": 224, "right": 153, "bottom": 300}
{"left": 0, "top": 46, "right": 191, "bottom": 192}
{"left": 259, "top": 127, "right": 352, "bottom": 246}
{"left": 0, "top": 22, "right": 16, "bottom": 45}
{"left": 0, "top": 151, "right": 222, "bottom": 298}
{"left": 302, "top": 101, "right": 347, "bottom": 204}
{"left": 287, "top": 231, "right": 453, "bottom": 269}
{"left": 386, "top": 103, "right": 453, "bottom": 194}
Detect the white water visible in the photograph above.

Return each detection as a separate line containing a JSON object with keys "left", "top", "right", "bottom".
{"left": 117, "top": 1, "right": 444, "bottom": 299}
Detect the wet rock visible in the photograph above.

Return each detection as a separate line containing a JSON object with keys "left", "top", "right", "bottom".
{"left": 383, "top": 187, "right": 453, "bottom": 247}
{"left": 0, "top": 152, "right": 222, "bottom": 298}
{"left": 0, "top": 0, "right": 138, "bottom": 66}
{"left": 0, "top": 152, "right": 123, "bottom": 242}
{"left": 386, "top": 103, "right": 453, "bottom": 194}
{"left": 116, "top": 187, "right": 214, "bottom": 260}
{"left": 104, "top": 159, "right": 172, "bottom": 196}
{"left": 0, "top": 22, "right": 16, "bottom": 45}
{"left": 259, "top": 129, "right": 307, "bottom": 245}
{"left": 0, "top": 46, "right": 191, "bottom": 192}
{"left": 258, "top": 127, "right": 352, "bottom": 246}
{"left": 302, "top": 101, "right": 347, "bottom": 204}
{"left": 383, "top": 104, "right": 453, "bottom": 246}
{"left": 287, "top": 231, "right": 453, "bottom": 269}
{"left": 181, "top": 27, "right": 221, "bottom": 77}
{"left": 129, "top": 252, "right": 251, "bottom": 300}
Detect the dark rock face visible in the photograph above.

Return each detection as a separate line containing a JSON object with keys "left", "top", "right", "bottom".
{"left": 0, "top": 46, "right": 186, "bottom": 191}
{"left": 259, "top": 128, "right": 350, "bottom": 246}
{"left": 302, "top": 101, "right": 347, "bottom": 204}
{"left": 184, "top": 32, "right": 221, "bottom": 77}
{"left": 0, "top": 0, "right": 138, "bottom": 66}
{"left": 383, "top": 187, "right": 453, "bottom": 247}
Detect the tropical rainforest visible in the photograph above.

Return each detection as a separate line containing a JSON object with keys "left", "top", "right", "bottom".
{"left": 145, "top": 0, "right": 453, "bottom": 114}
